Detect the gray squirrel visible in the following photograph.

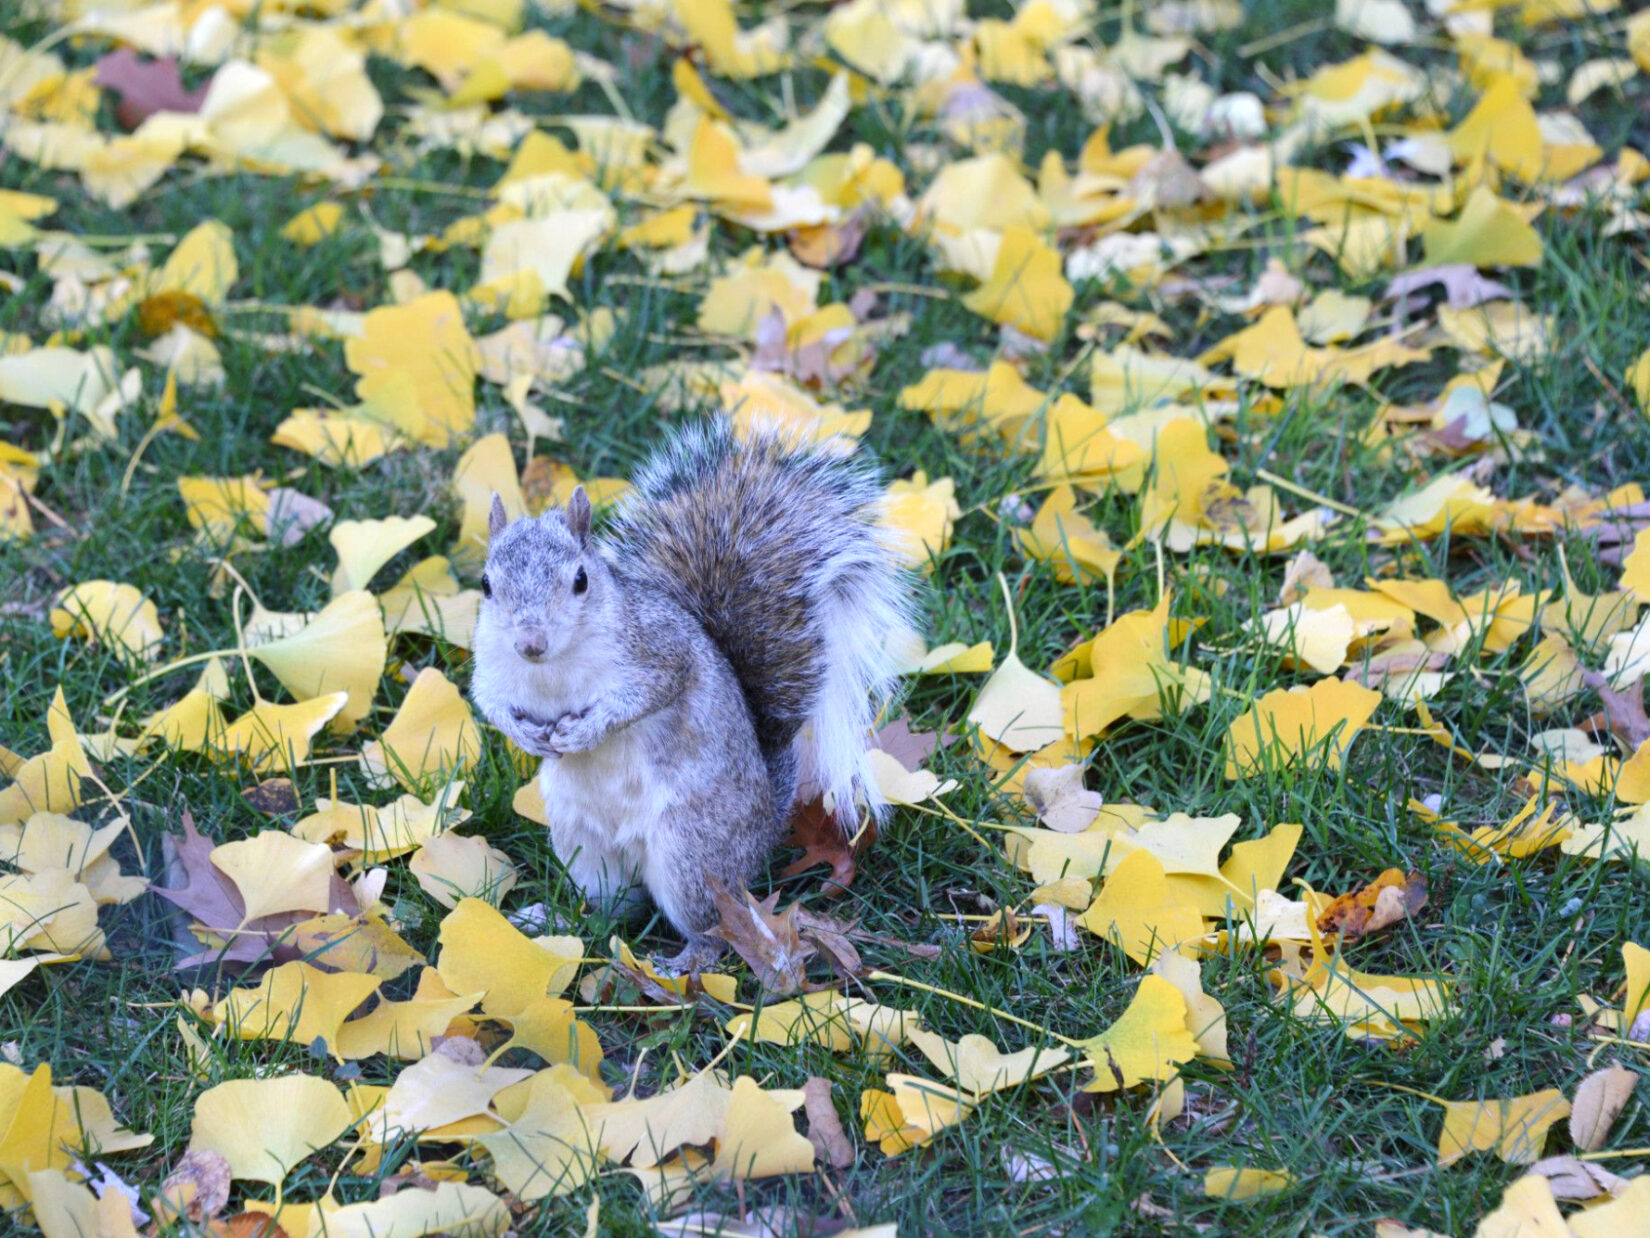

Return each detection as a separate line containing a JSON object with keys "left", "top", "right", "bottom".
{"left": 470, "top": 422, "right": 917, "bottom": 970}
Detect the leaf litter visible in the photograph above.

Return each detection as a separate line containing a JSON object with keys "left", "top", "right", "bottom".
{"left": 3, "top": 0, "right": 1650, "bottom": 1231}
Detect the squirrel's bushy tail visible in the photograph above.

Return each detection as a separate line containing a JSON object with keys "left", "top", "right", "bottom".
{"left": 615, "top": 421, "right": 915, "bottom": 824}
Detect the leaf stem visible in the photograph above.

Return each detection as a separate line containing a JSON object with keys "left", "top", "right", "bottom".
{"left": 867, "top": 970, "right": 1080, "bottom": 1048}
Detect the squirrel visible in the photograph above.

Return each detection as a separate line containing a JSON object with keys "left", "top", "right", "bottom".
{"left": 470, "top": 421, "right": 916, "bottom": 970}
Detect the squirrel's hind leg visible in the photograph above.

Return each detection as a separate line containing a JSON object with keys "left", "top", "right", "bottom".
{"left": 546, "top": 817, "right": 645, "bottom": 919}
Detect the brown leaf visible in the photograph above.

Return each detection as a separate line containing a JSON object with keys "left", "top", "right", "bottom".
{"left": 1127, "top": 149, "right": 1205, "bottom": 209}
{"left": 241, "top": 778, "right": 300, "bottom": 816}
{"left": 216, "top": 1216, "right": 291, "bottom": 1238}
{"left": 779, "top": 799, "right": 860, "bottom": 897}
{"left": 1317, "top": 869, "right": 1428, "bottom": 943}
{"left": 93, "top": 49, "right": 208, "bottom": 130}
{"left": 1529, "top": 1153, "right": 1629, "bottom": 1201}
{"left": 791, "top": 906, "right": 863, "bottom": 979}
{"left": 802, "top": 1076, "right": 855, "bottom": 1168}
{"left": 872, "top": 713, "right": 950, "bottom": 771}
{"left": 1023, "top": 764, "right": 1102, "bottom": 833}
{"left": 1382, "top": 265, "right": 1514, "bottom": 311}
{"left": 156, "top": 808, "right": 355, "bottom": 970}
{"left": 137, "top": 290, "right": 218, "bottom": 339}
{"left": 1343, "top": 648, "right": 1451, "bottom": 692}
{"left": 707, "top": 884, "right": 815, "bottom": 995}
{"left": 1278, "top": 550, "right": 1335, "bottom": 605}
{"left": 1569, "top": 1063, "right": 1637, "bottom": 1152}
{"left": 969, "top": 908, "right": 1032, "bottom": 953}
{"left": 1581, "top": 670, "right": 1650, "bottom": 748}
{"left": 787, "top": 207, "right": 871, "bottom": 269}
{"left": 265, "top": 489, "right": 334, "bottom": 548}
{"left": 154, "top": 808, "right": 246, "bottom": 931}
{"left": 154, "top": 1148, "right": 232, "bottom": 1224}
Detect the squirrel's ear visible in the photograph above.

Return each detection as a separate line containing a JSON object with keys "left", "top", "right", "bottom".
{"left": 566, "top": 485, "right": 592, "bottom": 546}
{"left": 488, "top": 492, "right": 508, "bottom": 539}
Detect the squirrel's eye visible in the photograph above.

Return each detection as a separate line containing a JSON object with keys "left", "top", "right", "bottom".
{"left": 572, "top": 567, "right": 588, "bottom": 595}
{"left": 480, "top": 574, "right": 492, "bottom": 599}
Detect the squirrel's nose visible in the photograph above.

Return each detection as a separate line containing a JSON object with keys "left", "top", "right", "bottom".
{"left": 514, "top": 631, "right": 547, "bottom": 661}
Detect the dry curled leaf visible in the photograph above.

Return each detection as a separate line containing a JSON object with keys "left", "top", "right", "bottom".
{"left": 802, "top": 1076, "right": 855, "bottom": 1168}
{"left": 93, "top": 49, "right": 209, "bottom": 131}
{"left": 707, "top": 885, "right": 816, "bottom": 995}
{"left": 1569, "top": 1063, "right": 1637, "bottom": 1152}
{"left": 241, "top": 779, "right": 300, "bottom": 816}
{"left": 1317, "top": 869, "right": 1428, "bottom": 943}
{"left": 153, "top": 1148, "right": 232, "bottom": 1224}
{"left": 1023, "top": 764, "right": 1103, "bottom": 833}
{"left": 779, "top": 799, "right": 861, "bottom": 896}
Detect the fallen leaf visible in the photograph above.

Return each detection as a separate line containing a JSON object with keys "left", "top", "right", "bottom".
{"left": 1317, "top": 869, "right": 1428, "bottom": 943}
{"left": 1568, "top": 1063, "right": 1636, "bottom": 1152}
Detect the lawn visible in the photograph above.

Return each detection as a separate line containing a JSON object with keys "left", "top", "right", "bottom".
{"left": 3, "top": 0, "right": 1650, "bottom": 1234}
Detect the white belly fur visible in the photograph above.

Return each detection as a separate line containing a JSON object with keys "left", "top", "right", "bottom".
{"left": 536, "top": 712, "right": 675, "bottom": 906}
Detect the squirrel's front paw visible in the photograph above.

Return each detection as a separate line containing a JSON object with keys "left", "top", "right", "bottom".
{"left": 547, "top": 708, "right": 605, "bottom": 754}
{"left": 508, "top": 708, "right": 564, "bottom": 759}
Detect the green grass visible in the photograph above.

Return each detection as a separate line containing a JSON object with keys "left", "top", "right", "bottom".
{"left": 4, "top": 1, "right": 1650, "bottom": 1234}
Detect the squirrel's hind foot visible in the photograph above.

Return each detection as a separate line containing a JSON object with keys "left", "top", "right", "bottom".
{"left": 654, "top": 936, "right": 726, "bottom": 978}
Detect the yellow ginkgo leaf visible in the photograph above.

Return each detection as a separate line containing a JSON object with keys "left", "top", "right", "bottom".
{"left": 1437, "top": 1089, "right": 1570, "bottom": 1166}
{"left": 495, "top": 996, "right": 604, "bottom": 1078}
{"left": 710, "top": 1077, "right": 814, "bottom": 1180}
{"left": 900, "top": 361, "right": 1048, "bottom": 442}
{"left": 1627, "top": 351, "right": 1650, "bottom": 415}
{"left": 250, "top": 1183, "right": 511, "bottom": 1238}
{"left": 361, "top": 667, "right": 481, "bottom": 791}
{"left": 913, "top": 641, "right": 995, "bottom": 674}
{"left": 373, "top": 1045, "right": 532, "bottom": 1142}
{"left": 152, "top": 219, "right": 237, "bottom": 306}
{"left": 0, "top": 812, "right": 146, "bottom": 905}
{"left": 0, "top": 736, "right": 92, "bottom": 825}
{"left": 1062, "top": 594, "right": 1211, "bottom": 739}
{"left": 435, "top": 897, "right": 583, "bottom": 1018}
{"left": 1203, "top": 1166, "right": 1294, "bottom": 1200}
{"left": 905, "top": 1029, "right": 1071, "bottom": 1098}
{"left": 960, "top": 226, "right": 1073, "bottom": 342}
{"left": 291, "top": 781, "right": 470, "bottom": 863}
{"left": 969, "top": 649, "right": 1064, "bottom": 754}
{"left": 0, "top": 1065, "right": 85, "bottom": 1204}
{"left": 189, "top": 1075, "right": 354, "bottom": 1185}
{"left": 1016, "top": 486, "right": 1121, "bottom": 586}
{"left": 409, "top": 832, "right": 519, "bottom": 909}
{"left": 697, "top": 246, "right": 818, "bottom": 338}
{"left": 214, "top": 961, "right": 382, "bottom": 1053}
{"left": 380, "top": 557, "right": 480, "bottom": 647}
{"left": 28, "top": 1166, "right": 140, "bottom": 1238}
{"left": 281, "top": 202, "right": 344, "bottom": 248}
{"left": 1421, "top": 186, "right": 1543, "bottom": 269}
{"left": 246, "top": 591, "right": 387, "bottom": 733}
{"left": 476, "top": 1067, "right": 601, "bottom": 1201}
{"left": 335, "top": 968, "right": 482, "bottom": 1062}
{"left": 1223, "top": 678, "right": 1382, "bottom": 779}
{"left": 586, "top": 1069, "right": 732, "bottom": 1169}
{"left": 272, "top": 411, "right": 406, "bottom": 469}
{"left": 345, "top": 291, "right": 481, "bottom": 447}
{"left": 1076, "top": 974, "right": 1200, "bottom": 1092}
{"left": 50, "top": 581, "right": 163, "bottom": 663}
{"left": 1472, "top": 1175, "right": 1570, "bottom": 1238}
{"left": 1618, "top": 528, "right": 1650, "bottom": 599}
{"left": 450, "top": 432, "right": 525, "bottom": 571}
{"left": 329, "top": 515, "right": 435, "bottom": 596}
{"left": 211, "top": 830, "right": 339, "bottom": 924}
{"left": 860, "top": 1074, "right": 975, "bottom": 1156}
{"left": 0, "top": 869, "right": 105, "bottom": 960}
{"left": 867, "top": 748, "right": 956, "bottom": 806}
{"left": 881, "top": 473, "right": 960, "bottom": 571}
{"left": 1077, "top": 850, "right": 1206, "bottom": 965}
{"left": 969, "top": 578, "right": 1064, "bottom": 753}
